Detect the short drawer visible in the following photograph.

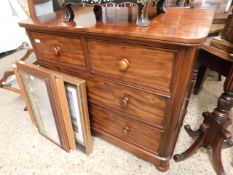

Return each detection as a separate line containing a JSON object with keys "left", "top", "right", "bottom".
{"left": 87, "top": 40, "right": 176, "bottom": 91}
{"left": 90, "top": 105, "right": 161, "bottom": 153}
{"left": 30, "top": 32, "right": 86, "bottom": 69}
{"left": 86, "top": 78, "right": 167, "bottom": 128}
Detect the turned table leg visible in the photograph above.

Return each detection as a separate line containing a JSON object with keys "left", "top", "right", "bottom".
{"left": 174, "top": 66, "right": 233, "bottom": 175}
{"left": 212, "top": 139, "right": 225, "bottom": 175}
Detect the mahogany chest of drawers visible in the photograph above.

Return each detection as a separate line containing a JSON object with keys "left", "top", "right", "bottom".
{"left": 19, "top": 7, "right": 214, "bottom": 171}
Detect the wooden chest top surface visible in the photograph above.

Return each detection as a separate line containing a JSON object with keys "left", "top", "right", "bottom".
{"left": 19, "top": 7, "right": 214, "bottom": 45}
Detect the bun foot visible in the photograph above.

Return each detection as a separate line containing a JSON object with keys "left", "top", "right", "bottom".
{"left": 155, "top": 163, "right": 169, "bottom": 172}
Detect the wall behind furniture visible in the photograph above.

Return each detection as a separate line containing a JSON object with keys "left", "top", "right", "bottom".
{"left": 18, "top": 0, "right": 29, "bottom": 16}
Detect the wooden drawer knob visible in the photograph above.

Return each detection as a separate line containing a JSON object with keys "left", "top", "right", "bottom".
{"left": 119, "top": 59, "right": 129, "bottom": 72}
{"left": 123, "top": 126, "right": 130, "bottom": 135}
{"left": 120, "top": 96, "right": 129, "bottom": 109}
{"left": 52, "top": 46, "right": 60, "bottom": 56}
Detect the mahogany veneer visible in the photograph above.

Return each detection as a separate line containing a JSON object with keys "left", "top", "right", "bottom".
{"left": 19, "top": 6, "right": 214, "bottom": 171}
{"left": 86, "top": 77, "right": 167, "bottom": 128}
{"left": 30, "top": 32, "right": 86, "bottom": 69}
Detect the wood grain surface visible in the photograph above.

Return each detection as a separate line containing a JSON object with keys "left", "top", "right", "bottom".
{"left": 19, "top": 7, "right": 214, "bottom": 45}
{"left": 90, "top": 105, "right": 161, "bottom": 154}
{"left": 30, "top": 32, "right": 86, "bottom": 69}
{"left": 87, "top": 39, "right": 176, "bottom": 91}
{"left": 86, "top": 77, "right": 167, "bottom": 129}
{"left": 20, "top": 6, "right": 214, "bottom": 171}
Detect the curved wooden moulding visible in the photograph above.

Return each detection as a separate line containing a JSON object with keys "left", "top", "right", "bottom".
{"left": 61, "top": 0, "right": 166, "bottom": 26}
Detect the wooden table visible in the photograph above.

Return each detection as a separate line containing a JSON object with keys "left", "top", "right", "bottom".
{"left": 174, "top": 19, "right": 233, "bottom": 175}
{"left": 209, "top": 24, "right": 225, "bottom": 36}
{"left": 174, "top": 64, "right": 233, "bottom": 175}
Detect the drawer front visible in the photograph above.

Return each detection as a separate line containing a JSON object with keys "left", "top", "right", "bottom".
{"left": 86, "top": 78, "right": 167, "bottom": 128}
{"left": 30, "top": 32, "right": 86, "bottom": 68}
{"left": 87, "top": 40, "right": 176, "bottom": 91}
{"left": 90, "top": 105, "right": 161, "bottom": 153}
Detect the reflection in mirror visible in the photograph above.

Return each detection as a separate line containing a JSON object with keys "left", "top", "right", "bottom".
{"left": 28, "top": 0, "right": 62, "bottom": 17}
{"left": 100, "top": 5, "right": 137, "bottom": 24}
{"left": 34, "top": 0, "right": 54, "bottom": 16}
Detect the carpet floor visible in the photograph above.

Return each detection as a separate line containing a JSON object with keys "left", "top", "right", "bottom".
{"left": 0, "top": 50, "right": 232, "bottom": 175}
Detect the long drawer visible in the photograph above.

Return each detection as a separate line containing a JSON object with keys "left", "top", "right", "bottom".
{"left": 30, "top": 32, "right": 86, "bottom": 69}
{"left": 86, "top": 39, "right": 176, "bottom": 91}
{"left": 89, "top": 105, "right": 161, "bottom": 153}
{"left": 86, "top": 78, "right": 167, "bottom": 128}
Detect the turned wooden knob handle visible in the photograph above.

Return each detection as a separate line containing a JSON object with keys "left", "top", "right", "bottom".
{"left": 119, "top": 59, "right": 129, "bottom": 72}
{"left": 123, "top": 126, "right": 130, "bottom": 135}
{"left": 120, "top": 96, "right": 129, "bottom": 109}
{"left": 52, "top": 46, "right": 60, "bottom": 56}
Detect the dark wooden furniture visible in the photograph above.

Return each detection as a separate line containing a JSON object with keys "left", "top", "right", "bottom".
{"left": 174, "top": 12, "right": 233, "bottom": 175}
{"left": 194, "top": 12, "right": 233, "bottom": 95}
{"left": 193, "top": 38, "right": 233, "bottom": 95}
{"left": 19, "top": 7, "right": 214, "bottom": 171}
{"left": 174, "top": 66, "right": 233, "bottom": 175}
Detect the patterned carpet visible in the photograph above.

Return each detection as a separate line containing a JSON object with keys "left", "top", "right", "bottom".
{"left": 0, "top": 50, "right": 232, "bottom": 175}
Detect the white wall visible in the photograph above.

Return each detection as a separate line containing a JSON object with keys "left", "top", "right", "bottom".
{"left": 0, "top": 0, "right": 29, "bottom": 53}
